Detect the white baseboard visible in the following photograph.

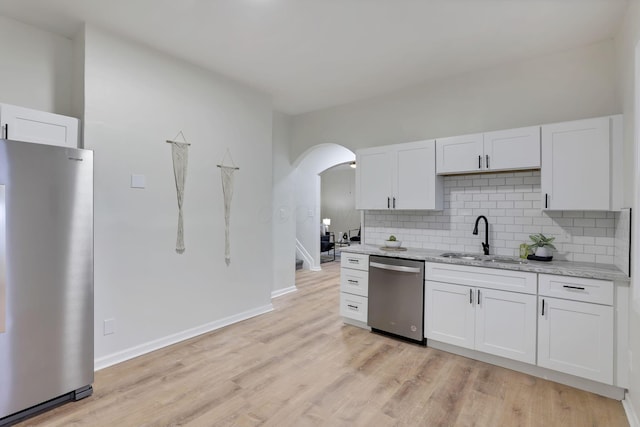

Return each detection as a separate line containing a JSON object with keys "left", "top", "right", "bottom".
{"left": 94, "top": 303, "right": 274, "bottom": 371}
{"left": 624, "top": 393, "right": 640, "bottom": 427}
{"left": 271, "top": 286, "right": 297, "bottom": 299}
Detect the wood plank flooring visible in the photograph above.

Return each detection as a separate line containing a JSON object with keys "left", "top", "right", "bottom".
{"left": 15, "top": 261, "right": 628, "bottom": 426}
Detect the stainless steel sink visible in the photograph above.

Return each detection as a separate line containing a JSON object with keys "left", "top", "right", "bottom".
{"left": 439, "top": 252, "right": 483, "bottom": 260}
{"left": 483, "top": 257, "right": 528, "bottom": 265}
{"left": 439, "top": 252, "right": 527, "bottom": 264}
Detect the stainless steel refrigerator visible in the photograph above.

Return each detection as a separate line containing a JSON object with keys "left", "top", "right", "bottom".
{"left": 0, "top": 139, "right": 93, "bottom": 425}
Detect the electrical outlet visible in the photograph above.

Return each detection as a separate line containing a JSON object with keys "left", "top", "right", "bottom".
{"left": 103, "top": 318, "right": 116, "bottom": 336}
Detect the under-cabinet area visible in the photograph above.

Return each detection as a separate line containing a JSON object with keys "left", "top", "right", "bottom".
{"left": 339, "top": 248, "right": 629, "bottom": 400}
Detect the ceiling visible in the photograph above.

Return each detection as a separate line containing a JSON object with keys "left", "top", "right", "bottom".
{"left": 0, "top": 0, "right": 629, "bottom": 115}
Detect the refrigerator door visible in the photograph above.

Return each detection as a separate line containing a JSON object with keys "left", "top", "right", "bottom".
{"left": 0, "top": 139, "right": 94, "bottom": 419}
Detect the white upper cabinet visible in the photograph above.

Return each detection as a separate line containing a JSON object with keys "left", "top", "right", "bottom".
{"left": 436, "top": 126, "right": 540, "bottom": 175}
{"left": 355, "top": 146, "right": 392, "bottom": 210}
{"left": 435, "top": 133, "right": 484, "bottom": 174}
{"left": 356, "top": 140, "right": 443, "bottom": 210}
{"left": 483, "top": 126, "right": 540, "bottom": 171}
{"left": 541, "top": 115, "right": 622, "bottom": 211}
{"left": 0, "top": 103, "right": 79, "bottom": 148}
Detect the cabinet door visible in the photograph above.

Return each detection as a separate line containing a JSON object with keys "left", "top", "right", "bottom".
{"left": 425, "top": 281, "right": 474, "bottom": 348}
{"left": 1, "top": 104, "right": 79, "bottom": 148}
{"left": 474, "top": 288, "right": 537, "bottom": 364}
{"left": 435, "top": 133, "right": 483, "bottom": 174}
{"left": 355, "top": 147, "right": 393, "bottom": 209}
{"left": 395, "top": 140, "right": 442, "bottom": 210}
{"left": 537, "top": 297, "right": 613, "bottom": 384}
{"left": 484, "top": 126, "right": 540, "bottom": 171}
{"left": 541, "top": 117, "right": 610, "bottom": 210}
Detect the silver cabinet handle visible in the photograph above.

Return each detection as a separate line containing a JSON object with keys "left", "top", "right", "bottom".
{"left": 478, "top": 155, "right": 481, "bottom": 169}
{"left": 486, "top": 154, "right": 489, "bottom": 169}
{"left": 563, "top": 285, "right": 585, "bottom": 290}
{"left": 387, "top": 197, "right": 390, "bottom": 209}
{"left": 477, "top": 289, "right": 481, "bottom": 305}
{"left": 370, "top": 262, "right": 422, "bottom": 274}
{"left": 393, "top": 197, "right": 396, "bottom": 209}
{"left": 469, "top": 288, "right": 473, "bottom": 304}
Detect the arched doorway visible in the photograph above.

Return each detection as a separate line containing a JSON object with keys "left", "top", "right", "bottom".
{"left": 293, "top": 144, "right": 355, "bottom": 271}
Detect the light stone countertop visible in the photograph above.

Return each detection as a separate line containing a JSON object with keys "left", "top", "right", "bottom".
{"left": 341, "top": 245, "right": 630, "bottom": 283}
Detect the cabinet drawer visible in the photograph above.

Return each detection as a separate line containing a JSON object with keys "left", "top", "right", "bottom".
{"left": 538, "top": 274, "right": 613, "bottom": 305}
{"left": 426, "top": 262, "right": 537, "bottom": 294}
{"left": 341, "top": 253, "right": 369, "bottom": 271}
{"left": 340, "top": 268, "right": 369, "bottom": 297}
{"left": 340, "top": 292, "right": 368, "bottom": 324}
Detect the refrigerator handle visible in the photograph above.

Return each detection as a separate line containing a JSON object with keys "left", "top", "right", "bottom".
{"left": 0, "top": 184, "right": 5, "bottom": 333}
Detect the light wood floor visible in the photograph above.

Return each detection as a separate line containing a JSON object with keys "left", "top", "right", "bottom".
{"left": 16, "top": 261, "right": 628, "bottom": 426}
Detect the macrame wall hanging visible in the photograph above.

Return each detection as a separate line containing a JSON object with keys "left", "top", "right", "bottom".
{"left": 166, "top": 131, "right": 190, "bottom": 254}
{"left": 217, "top": 149, "right": 239, "bottom": 266}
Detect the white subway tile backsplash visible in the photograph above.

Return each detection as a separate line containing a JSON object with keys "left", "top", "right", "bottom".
{"left": 363, "top": 170, "right": 625, "bottom": 264}
{"left": 574, "top": 218, "right": 596, "bottom": 227}
{"left": 596, "top": 255, "right": 614, "bottom": 264}
{"left": 573, "top": 253, "right": 596, "bottom": 263}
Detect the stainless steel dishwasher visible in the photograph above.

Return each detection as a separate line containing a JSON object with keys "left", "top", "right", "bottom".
{"left": 368, "top": 256, "right": 426, "bottom": 345}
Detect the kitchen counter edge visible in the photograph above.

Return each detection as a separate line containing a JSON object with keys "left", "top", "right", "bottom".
{"left": 341, "top": 245, "right": 630, "bottom": 283}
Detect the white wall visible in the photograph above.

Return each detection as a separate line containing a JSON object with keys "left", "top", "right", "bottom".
{"left": 320, "top": 167, "right": 359, "bottom": 240}
{"left": 83, "top": 26, "right": 274, "bottom": 365}
{"left": 291, "top": 40, "right": 619, "bottom": 161}
{"left": 70, "top": 25, "right": 85, "bottom": 129}
{"left": 272, "top": 111, "right": 296, "bottom": 295}
{"left": 0, "top": 15, "right": 73, "bottom": 116}
{"left": 614, "top": 0, "right": 640, "bottom": 421}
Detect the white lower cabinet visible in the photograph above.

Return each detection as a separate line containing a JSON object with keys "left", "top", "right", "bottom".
{"left": 425, "top": 280, "right": 537, "bottom": 364}
{"left": 339, "top": 253, "right": 369, "bottom": 326}
{"left": 474, "top": 288, "right": 537, "bottom": 363}
{"left": 425, "top": 281, "right": 474, "bottom": 348}
{"left": 537, "top": 275, "right": 614, "bottom": 384}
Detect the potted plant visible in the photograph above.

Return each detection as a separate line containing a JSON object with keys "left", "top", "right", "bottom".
{"left": 528, "top": 233, "right": 556, "bottom": 258}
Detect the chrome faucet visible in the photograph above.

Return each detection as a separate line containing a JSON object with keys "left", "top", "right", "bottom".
{"left": 473, "top": 215, "right": 490, "bottom": 255}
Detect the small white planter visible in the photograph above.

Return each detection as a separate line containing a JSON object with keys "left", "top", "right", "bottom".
{"left": 535, "top": 246, "right": 552, "bottom": 257}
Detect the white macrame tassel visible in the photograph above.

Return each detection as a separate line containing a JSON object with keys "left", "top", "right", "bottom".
{"left": 170, "top": 142, "right": 189, "bottom": 254}
{"left": 220, "top": 165, "right": 236, "bottom": 265}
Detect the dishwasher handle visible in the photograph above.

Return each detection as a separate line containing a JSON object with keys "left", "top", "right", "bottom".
{"left": 370, "top": 261, "right": 422, "bottom": 274}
